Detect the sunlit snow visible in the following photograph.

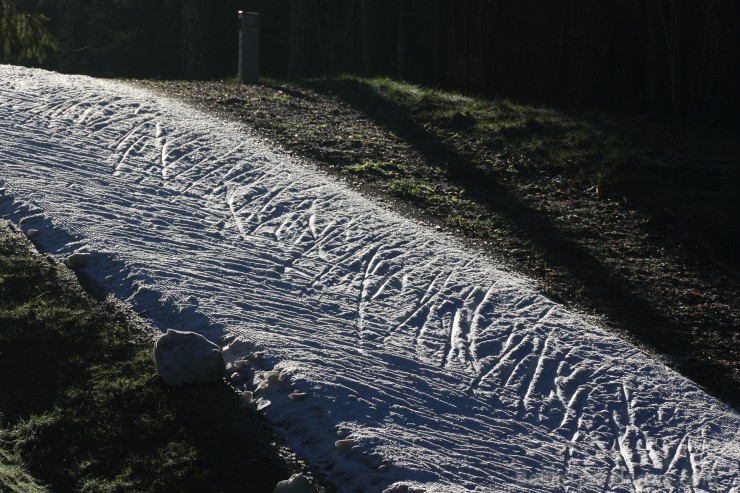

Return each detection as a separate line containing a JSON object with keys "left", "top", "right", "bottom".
{"left": 1, "top": 66, "right": 738, "bottom": 493}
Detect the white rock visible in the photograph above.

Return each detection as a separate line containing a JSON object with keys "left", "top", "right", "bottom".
{"left": 221, "top": 339, "right": 253, "bottom": 354}
{"left": 288, "top": 391, "right": 308, "bottom": 401}
{"left": 153, "top": 329, "right": 225, "bottom": 386}
{"left": 66, "top": 252, "right": 91, "bottom": 268}
{"left": 263, "top": 370, "right": 280, "bottom": 383}
{"left": 247, "top": 351, "right": 265, "bottom": 362}
{"left": 26, "top": 228, "right": 39, "bottom": 238}
{"left": 233, "top": 359, "right": 248, "bottom": 369}
{"left": 334, "top": 439, "right": 355, "bottom": 451}
{"left": 383, "top": 485, "right": 424, "bottom": 493}
{"left": 273, "top": 473, "right": 315, "bottom": 493}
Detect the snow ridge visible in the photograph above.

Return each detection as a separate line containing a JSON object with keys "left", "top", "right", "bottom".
{"left": 1, "top": 66, "right": 738, "bottom": 492}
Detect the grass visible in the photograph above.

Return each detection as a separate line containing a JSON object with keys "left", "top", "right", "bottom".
{"left": 0, "top": 223, "right": 311, "bottom": 493}
{"left": 291, "top": 74, "right": 638, "bottom": 242}
{"left": 387, "top": 178, "right": 436, "bottom": 201}
{"left": 0, "top": 448, "right": 47, "bottom": 493}
{"left": 357, "top": 76, "right": 635, "bottom": 181}
{"left": 347, "top": 160, "right": 405, "bottom": 178}
{"left": 298, "top": 74, "right": 738, "bottom": 260}
{"left": 447, "top": 214, "right": 499, "bottom": 239}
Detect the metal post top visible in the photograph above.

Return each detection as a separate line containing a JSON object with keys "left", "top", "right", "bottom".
{"left": 240, "top": 12, "right": 259, "bottom": 29}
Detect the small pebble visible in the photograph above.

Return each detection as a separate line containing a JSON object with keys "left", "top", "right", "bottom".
{"left": 288, "top": 391, "right": 307, "bottom": 401}
{"left": 26, "top": 228, "right": 39, "bottom": 238}
{"left": 233, "top": 359, "right": 248, "bottom": 369}
{"left": 256, "top": 399, "right": 271, "bottom": 411}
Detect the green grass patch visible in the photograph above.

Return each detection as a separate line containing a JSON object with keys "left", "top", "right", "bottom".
{"left": 300, "top": 74, "right": 638, "bottom": 183}
{"left": 387, "top": 179, "right": 467, "bottom": 209}
{"left": 388, "top": 179, "right": 437, "bottom": 203}
{"left": 0, "top": 226, "right": 302, "bottom": 492}
{"left": 357, "top": 76, "right": 634, "bottom": 181}
{"left": 0, "top": 448, "right": 48, "bottom": 493}
{"left": 295, "top": 74, "right": 634, "bottom": 180}
{"left": 346, "top": 160, "right": 405, "bottom": 178}
{"left": 446, "top": 214, "right": 499, "bottom": 238}
{"left": 294, "top": 75, "right": 738, "bottom": 260}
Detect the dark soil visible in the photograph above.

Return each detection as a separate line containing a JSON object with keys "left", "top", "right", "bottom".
{"left": 129, "top": 77, "right": 739, "bottom": 410}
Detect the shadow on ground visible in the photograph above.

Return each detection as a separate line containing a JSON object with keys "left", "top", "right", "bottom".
{"left": 290, "top": 78, "right": 739, "bottom": 408}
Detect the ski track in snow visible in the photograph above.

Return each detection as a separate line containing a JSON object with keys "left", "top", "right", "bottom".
{"left": 1, "top": 66, "right": 738, "bottom": 492}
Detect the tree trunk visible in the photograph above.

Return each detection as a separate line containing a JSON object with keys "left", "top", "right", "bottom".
{"left": 180, "top": 0, "right": 206, "bottom": 79}
{"left": 288, "top": 0, "right": 308, "bottom": 79}
{"left": 360, "top": 0, "right": 374, "bottom": 75}
{"left": 397, "top": 0, "right": 408, "bottom": 79}
{"left": 645, "top": 0, "right": 663, "bottom": 114}
{"left": 476, "top": 0, "right": 486, "bottom": 94}
{"left": 699, "top": 0, "right": 729, "bottom": 116}
{"left": 0, "top": 0, "right": 58, "bottom": 63}
{"left": 430, "top": 0, "right": 442, "bottom": 86}
{"left": 566, "top": 0, "right": 589, "bottom": 108}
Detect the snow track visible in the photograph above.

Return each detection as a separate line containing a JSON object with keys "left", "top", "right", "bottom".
{"left": 1, "top": 66, "right": 738, "bottom": 492}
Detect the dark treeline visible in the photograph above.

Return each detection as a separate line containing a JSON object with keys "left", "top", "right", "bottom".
{"left": 274, "top": 0, "right": 740, "bottom": 118}
{"left": 14, "top": 0, "right": 740, "bottom": 119}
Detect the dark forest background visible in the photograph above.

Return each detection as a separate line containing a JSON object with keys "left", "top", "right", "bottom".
{"left": 11, "top": 0, "right": 740, "bottom": 120}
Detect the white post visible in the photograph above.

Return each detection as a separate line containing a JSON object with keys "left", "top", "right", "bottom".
{"left": 238, "top": 11, "right": 260, "bottom": 83}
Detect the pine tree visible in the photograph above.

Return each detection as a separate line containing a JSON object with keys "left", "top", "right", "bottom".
{"left": 0, "top": 0, "right": 57, "bottom": 63}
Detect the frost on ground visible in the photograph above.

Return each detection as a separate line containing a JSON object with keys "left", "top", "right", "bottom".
{"left": 0, "top": 65, "right": 738, "bottom": 493}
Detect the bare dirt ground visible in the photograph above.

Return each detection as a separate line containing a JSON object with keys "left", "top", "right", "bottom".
{"left": 131, "top": 78, "right": 739, "bottom": 409}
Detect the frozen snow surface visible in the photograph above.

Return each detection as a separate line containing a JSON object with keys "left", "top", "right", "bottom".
{"left": 1, "top": 65, "right": 738, "bottom": 492}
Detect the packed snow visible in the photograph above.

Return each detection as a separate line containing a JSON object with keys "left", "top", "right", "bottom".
{"left": 1, "top": 65, "right": 738, "bottom": 492}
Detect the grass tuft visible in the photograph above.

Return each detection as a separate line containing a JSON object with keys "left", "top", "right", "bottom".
{"left": 0, "top": 447, "right": 48, "bottom": 493}
{"left": 346, "top": 160, "right": 405, "bottom": 178}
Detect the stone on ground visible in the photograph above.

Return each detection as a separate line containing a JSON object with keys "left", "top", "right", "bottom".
{"left": 66, "top": 252, "right": 90, "bottom": 268}
{"left": 273, "top": 473, "right": 316, "bottom": 493}
{"left": 153, "top": 329, "right": 225, "bottom": 386}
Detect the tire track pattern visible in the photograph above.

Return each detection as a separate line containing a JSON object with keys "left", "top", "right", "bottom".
{"left": 1, "top": 66, "right": 738, "bottom": 493}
